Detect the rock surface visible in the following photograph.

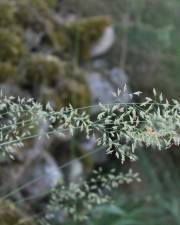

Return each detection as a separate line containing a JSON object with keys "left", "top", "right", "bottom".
{"left": 68, "top": 159, "right": 84, "bottom": 183}
{"left": 86, "top": 68, "right": 130, "bottom": 112}
{"left": 21, "top": 152, "right": 63, "bottom": 198}
{"left": 80, "top": 138, "right": 107, "bottom": 164}
{"left": 90, "top": 26, "right": 115, "bottom": 57}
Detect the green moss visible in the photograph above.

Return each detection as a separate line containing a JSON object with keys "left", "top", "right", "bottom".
{"left": 15, "top": 2, "right": 44, "bottom": 31}
{"left": 19, "top": 54, "right": 65, "bottom": 86}
{"left": 66, "top": 16, "right": 112, "bottom": 61}
{"left": 0, "top": 29, "right": 25, "bottom": 63}
{"left": 0, "top": 63, "right": 17, "bottom": 82}
{"left": 59, "top": 79, "right": 90, "bottom": 107}
{"left": 58, "top": 65, "right": 91, "bottom": 107}
{"left": 14, "top": 2, "right": 112, "bottom": 63}
{"left": 29, "top": 0, "right": 58, "bottom": 10}
{"left": 40, "top": 0, "right": 59, "bottom": 9}
{"left": 40, "top": 88, "right": 63, "bottom": 110}
{"left": 0, "top": 1, "right": 16, "bottom": 27}
{"left": 15, "top": 3, "right": 33, "bottom": 28}
{"left": 15, "top": 0, "right": 58, "bottom": 29}
{"left": 15, "top": 0, "right": 51, "bottom": 31}
{"left": 49, "top": 28, "right": 71, "bottom": 53}
{"left": 48, "top": 16, "right": 112, "bottom": 61}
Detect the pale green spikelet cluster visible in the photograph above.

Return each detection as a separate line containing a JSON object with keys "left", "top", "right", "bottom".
{"left": 0, "top": 92, "right": 43, "bottom": 159}
{"left": 95, "top": 88, "right": 180, "bottom": 163}
{"left": 0, "top": 87, "right": 179, "bottom": 163}
{"left": 39, "top": 168, "right": 140, "bottom": 223}
{"left": 0, "top": 87, "right": 179, "bottom": 224}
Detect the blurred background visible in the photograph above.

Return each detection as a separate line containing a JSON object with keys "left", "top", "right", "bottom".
{"left": 0, "top": 0, "right": 180, "bottom": 224}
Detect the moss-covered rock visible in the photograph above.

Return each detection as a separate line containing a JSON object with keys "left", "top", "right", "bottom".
{"left": 15, "top": 0, "right": 58, "bottom": 30}
{"left": 19, "top": 54, "right": 65, "bottom": 87}
{"left": 46, "top": 16, "right": 112, "bottom": 61}
{"left": 42, "top": 0, "right": 59, "bottom": 9}
{"left": 15, "top": 1, "right": 46, "bottom": 31}
{"left": 0, "top": 1, "right": 16, "bottom": 27}
{"left": 27, "top": 0, "right": 58, "bottom": 10}
{"left": 59, "top": 79, "right": 90, "bottom": 107}
{"left": 40, "top": 87, "right": 63, "bottom": 110}
{"left": 66, "top": 16, "right": 112, "bottom": 61}
{"left": 0, "top": 29, "right": 25, "bottom": 63}
{"left": 58, "top": 65, "right": 91, "bottom": 107}
{"left": 15, "top": 3, "right": 34, "bottom": 28}
{"left": 7, "top": 1, "right": 112, "bottom": 63}
{"left": 48, "top": 27, "right": 71, "bottom": 56}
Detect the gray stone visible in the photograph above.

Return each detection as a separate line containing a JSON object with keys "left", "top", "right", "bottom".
{"left": 86, "top": 68, "right": 130, "bottom": 113}
{"left": 80, "top": 138, "right": 107, "bottom": 164}
{"left": 25, "top": 29, "right": 43, "bottom": 51}
{"left": 90, "top": 26, "right": 115, "bottom": 57}
{"left": 68, "top": 159, "right": 84, "bottom": 183}
{"left": 0, "top": 82, "right": 30, "bottom": 98}
{"left": 22, "top": 152, "right": 63, "bottom": 198}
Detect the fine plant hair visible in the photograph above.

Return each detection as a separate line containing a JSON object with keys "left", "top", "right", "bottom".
{"left": 0, "top": 87, "right": 179, "bottom": 223}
